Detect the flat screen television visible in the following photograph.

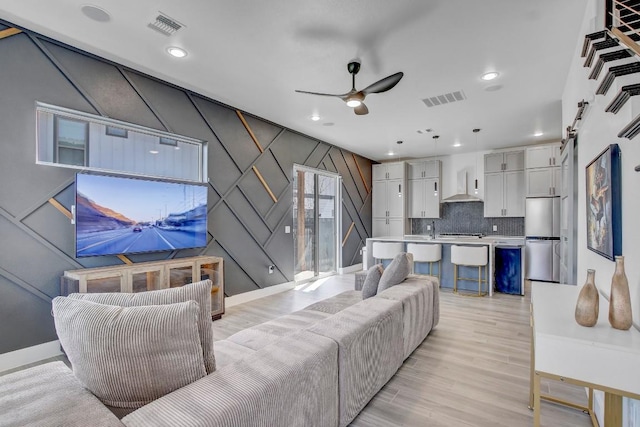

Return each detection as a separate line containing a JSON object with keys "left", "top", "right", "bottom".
{"left": 75, "top": 174, "right": 208, "bottom": 257}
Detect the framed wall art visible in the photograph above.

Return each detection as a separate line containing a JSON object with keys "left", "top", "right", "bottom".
{"left": 585, "top": 144, "right": 622, "bottom": 260}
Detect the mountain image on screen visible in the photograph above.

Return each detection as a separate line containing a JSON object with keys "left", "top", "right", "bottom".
{"left": 75, "top": 174, "right": 208, "bottom": 257}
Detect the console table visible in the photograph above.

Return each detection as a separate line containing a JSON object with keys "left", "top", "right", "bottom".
{"left": 529, "top": 281, "right": 640, "bottom": 426}
{"left": 61, "top": 256, "right": 224, "bottom": 319}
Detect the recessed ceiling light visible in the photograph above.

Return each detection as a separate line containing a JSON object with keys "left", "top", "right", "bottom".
{"left": 387, "top": 151, "right": 394, "bottom": 156}
{"left": 310, "top": 114, "right": 320, "bottom": 121}
{"left": 453, "top": 142, "right": 462, "bottom": 148}
{"left": 167, "top": 46, "right": 187, "bottom": 58}
{"left": 481, "top": 71, "right": 500, "bottom": 81}
{"left": 81, "top": 5, "right": 111, "bottom": 22}
{"left": 534, "top": 131, "right": 544, "bottom": 137}
{"left": 149, "top": 150, "right": 159, "bottom": 154}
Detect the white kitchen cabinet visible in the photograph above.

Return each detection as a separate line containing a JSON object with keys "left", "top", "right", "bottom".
{"left": 485, "top": 150, "right": 524, "bottom": 173}
{"left": 526, "top": 144, "right": 561, "bottom": 169}
{"left": 484, "top": 168, "right": 525, "bottom": 217}
{"left": 408, "top": 177, "right": 440, "bottom": 218}
{"left": 526, "top": 166, "right": 561, "bottom": 196}
{"left": 407, "top": 160, "right": 440, "bottom": 179}
{"left": 372, "top": 161, "right": 406, "bottom": 236}
{"left": 373, "top": 162, "right": 404, "bottom": 181}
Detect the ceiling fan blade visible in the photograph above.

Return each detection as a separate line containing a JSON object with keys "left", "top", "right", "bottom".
{"left": 361, "top": 72, "right": 404, "bottom": 95}
{"left": 295, "top": 89, "right": 348, "bottom": 98}
{"left": 354, "top": 103, "right": 369, "bottom": 115}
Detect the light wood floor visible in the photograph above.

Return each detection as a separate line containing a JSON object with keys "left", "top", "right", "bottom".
{"left": 214, "top": 274, "right": 593, "bottom": 427}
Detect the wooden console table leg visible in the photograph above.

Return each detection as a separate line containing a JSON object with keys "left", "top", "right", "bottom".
{"left": 604, "top": 392, "right": 623, "bottom": 427}
{"left": 533, "top": 372, "right": 541, "bottom": 427}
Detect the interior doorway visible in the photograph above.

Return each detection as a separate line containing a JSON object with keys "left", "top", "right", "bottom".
{"left": 293, "top": 166, "right": 341, "bottom": 283}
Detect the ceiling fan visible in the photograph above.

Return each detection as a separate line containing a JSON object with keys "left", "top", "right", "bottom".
{"left": 295, "top": 61, "right": 404, "bottom": 115}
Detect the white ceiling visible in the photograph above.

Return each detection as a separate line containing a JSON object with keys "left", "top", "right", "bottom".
{"left": 0, "top": 0, "right": 588, "bottom": 161}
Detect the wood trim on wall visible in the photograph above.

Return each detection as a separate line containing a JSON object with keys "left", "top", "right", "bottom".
{"left": 0, "top": 27, "right": 21, "bottom": 40}
{"left": 236, "top": 110, "right": 264, "bottom": 153}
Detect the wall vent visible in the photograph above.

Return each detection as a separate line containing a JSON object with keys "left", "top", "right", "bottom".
{"left": 422, "top": 90, "right": 466, "bottom": 108}
{"left": 148, "top": 13, "right": 184, "bottom": 36}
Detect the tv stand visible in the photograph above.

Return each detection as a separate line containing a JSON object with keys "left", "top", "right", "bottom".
{"left": 61, "top": 256, "right": 224, "bottom": 319}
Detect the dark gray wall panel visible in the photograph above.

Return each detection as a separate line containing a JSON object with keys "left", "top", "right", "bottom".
{"left": 0, "top": 279, "right": 58, "bottom": 353}
{"left": 226, "top": 188, "right": 272, "bottom": 245}
{"left": 41, "top": 41, "right": 165, "bottom": 131}
{"left": 265, "top": 188, "right": 293, "bottom": 230}
{"left": 343, "top": 152, "right": 368, "bottom": 204}
{"left": 238, "top": 173, "right": 276, "bottom": 216}
{"left": 0, "top": 24, "right": 373, "bottom": 354}
{"left": 0, "top": 23, "right": 8, "bottom": 31}
{"left": 304, "top": 144, "right": 331, "bottom": 169}
{"left": 270, "top": 131, "right": 319, "bottom": 172}
{"left": 190, "top": 96, "right": 261, "bottom": 171}
{"left": 243, "top": 115, "right": 281, "bottom": 149}
{"left": 0, "top": 34, "right": 96, "bottom": 217}
{"left": 209, "top": 203, "right": 287, "bottom": 286}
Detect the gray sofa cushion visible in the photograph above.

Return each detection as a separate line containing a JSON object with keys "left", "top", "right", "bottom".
{"left": 361, "top": 264, "right": 384, "bottom": 299}
{"left": 377, "top": 252, "right": 410, "bottom": 294}
{"left": 68, "top": 280, "right": 215, "bottom": 374}
{"left": 307, "top": 297, "right": 404, "bottom": 427}
{"left": 0, "top": 361, "right": 124, "bottom": 427}
{"left": 303, "top": 290, "right": 363, "bottom": 315}
{"left": 213, "top": 340, "right": 256, "bottom": 369}
{"left": 52, "top": 298, "right": 206, "bottom": 411}
{"left": 122, "top": 330, "right": 339, "bottom": 427}
{"left": 377, "top": 275, "right": 438, "bottom": 359}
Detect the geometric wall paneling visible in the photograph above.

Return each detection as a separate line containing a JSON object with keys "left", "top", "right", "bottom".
{"left": 0, "top": 276, "right": 58, "bottom": 353}
{"left": 0, "top": 19, "right": 373, "bottom": 353}
{"left": 226, "top": 188, "right": 273, "bottom": 245}
{"left": 40, "top": 41, "right": 165, "bottom": 131}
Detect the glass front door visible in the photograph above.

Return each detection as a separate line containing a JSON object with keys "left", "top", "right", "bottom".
{"left": 293, "top": 167, "right": 339, "bottom": 282}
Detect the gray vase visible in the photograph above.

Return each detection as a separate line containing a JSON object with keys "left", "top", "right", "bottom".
{"left": 609, "top": 256, "right": 633, "bottom": 330}
{"left": 575, "top": 269, "right": 599, "bottom": 327}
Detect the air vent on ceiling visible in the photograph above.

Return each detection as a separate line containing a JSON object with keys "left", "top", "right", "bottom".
{"left": 422, "top": 90, "right": 466, "bottom": 108}
{"left": 148, "top": 13, "right": 184, "bottom": 36}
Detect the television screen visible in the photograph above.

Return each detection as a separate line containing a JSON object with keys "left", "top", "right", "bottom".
{"left": 75, "top": 174, "right": 208, "bottom": 257}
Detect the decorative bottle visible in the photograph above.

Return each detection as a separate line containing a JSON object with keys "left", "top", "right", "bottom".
{"left": 575, "top": 269, "right": 599, "bottom": 327}
{"left": 609, "top": 256, "right": 633, "bottom": 330}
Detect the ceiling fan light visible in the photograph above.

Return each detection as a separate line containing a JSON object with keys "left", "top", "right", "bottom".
{"left": 346, "top": 98, "right": 362, "bottom": 108}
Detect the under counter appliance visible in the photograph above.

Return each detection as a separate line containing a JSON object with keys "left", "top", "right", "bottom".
{"left": 525, "top": 197, "right": 560, "bottom": 282}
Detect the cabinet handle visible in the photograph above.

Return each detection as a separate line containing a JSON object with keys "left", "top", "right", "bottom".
{"left": 549, "top": 158, "right": 552, "bottom": 166}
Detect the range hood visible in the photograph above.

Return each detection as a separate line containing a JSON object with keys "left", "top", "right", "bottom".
{"left": 441, "top": 170, "right": 483, "bottom": 203}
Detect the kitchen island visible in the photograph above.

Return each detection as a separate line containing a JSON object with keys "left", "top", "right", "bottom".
{"left": 365, "top": 235, "right": 525, "bottom": 296}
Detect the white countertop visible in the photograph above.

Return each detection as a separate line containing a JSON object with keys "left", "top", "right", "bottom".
{"left": 367, "top": 235, "right": 525, "bottom": 246}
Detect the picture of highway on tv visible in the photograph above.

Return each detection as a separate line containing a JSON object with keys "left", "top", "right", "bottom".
{"left": 75, "top": 174, "right": 207, "bottom": 257}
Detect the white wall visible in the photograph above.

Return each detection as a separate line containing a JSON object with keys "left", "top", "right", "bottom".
{"left": 563, "top": 0, "right": 640, "bottom": 328}
{"left": 563, "top": 1, "right": 640, "bottom": 424}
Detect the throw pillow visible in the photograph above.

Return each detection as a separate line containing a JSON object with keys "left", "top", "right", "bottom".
{"left": 68, "top": 279, "right": 215, "bottom": 374}
{"left": 52, "top": 298, "right": 206, "bottom": 410}
{"left": 362, "top": 264, "right": 384, "bottom": 299}
{"left": 377, "top": 252, "right": 411, "bottom": 294}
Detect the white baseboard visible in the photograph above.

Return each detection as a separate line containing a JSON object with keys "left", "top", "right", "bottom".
{"left": 0, "top": 340, "right": 63, "bottom": 374}
{"left": 225, "top": 281, "right": 297, "bottom": 308}
{"left": 338, "top": 263, "right": 362, "bottom": 274}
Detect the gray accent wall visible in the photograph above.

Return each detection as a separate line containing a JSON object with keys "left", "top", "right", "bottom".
{"left": 0, "top": 25, "right": 372, "bottom": 354}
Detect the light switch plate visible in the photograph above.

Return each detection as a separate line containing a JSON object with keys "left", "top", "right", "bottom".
{"left": 427, "top": 225, "right": 431, "bottom": 230}
{"left": 493, "top": 225, "right": 498, "bottom": 232}
{"left": 285, "top": 226, "right": 291, "bottom": 233}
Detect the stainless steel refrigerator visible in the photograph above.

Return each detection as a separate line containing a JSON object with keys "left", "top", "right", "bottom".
{"left": 525, "top": 197, "right": 560, "bottom": 282}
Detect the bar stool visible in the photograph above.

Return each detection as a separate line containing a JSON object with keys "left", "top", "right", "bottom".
{"left": 451, "top": 245, "right": 488, "bottom": 297}
{"left": 371, "top": 242, "right": 404, "bottom": 268}
{"left": 406, "top": 243, "right": 441, "bottom": 285}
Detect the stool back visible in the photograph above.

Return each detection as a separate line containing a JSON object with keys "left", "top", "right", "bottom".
{"left": 406, "top": 243, "right": 441, "bottom": 263}
{"left": 451, "top": 245, "right": 487, "bottom": 267}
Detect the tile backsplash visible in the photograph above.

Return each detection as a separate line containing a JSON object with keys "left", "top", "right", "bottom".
{"left": 411, "top": 201, "right": 524, "bottom": 236}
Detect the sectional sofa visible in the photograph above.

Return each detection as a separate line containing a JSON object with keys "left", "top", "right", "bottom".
{"left": 0, "top": 274, "right": 439, "bottom": 427}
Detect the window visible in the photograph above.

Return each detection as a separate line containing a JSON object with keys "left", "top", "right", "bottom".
{"left": 36, "top": 102, "right": 207, "bottom": 182}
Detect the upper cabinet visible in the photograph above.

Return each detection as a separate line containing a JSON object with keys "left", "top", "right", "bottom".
{"left": 484, "top": 150, "right": 525, "bottom": 173}
{"left": 484, "top": 150, "right": 525, "bottom": 217}
{"left": 525, "top": 144, "right": 561, "bottom": 168}
{"left": 407, "top": 160, "right": 440, "bottom": 179}
{"left": 373, "top": 162, "right": 405, "bottom": 181}
{"left": 525, "top": 143, "right": 561, "bottom": 197}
